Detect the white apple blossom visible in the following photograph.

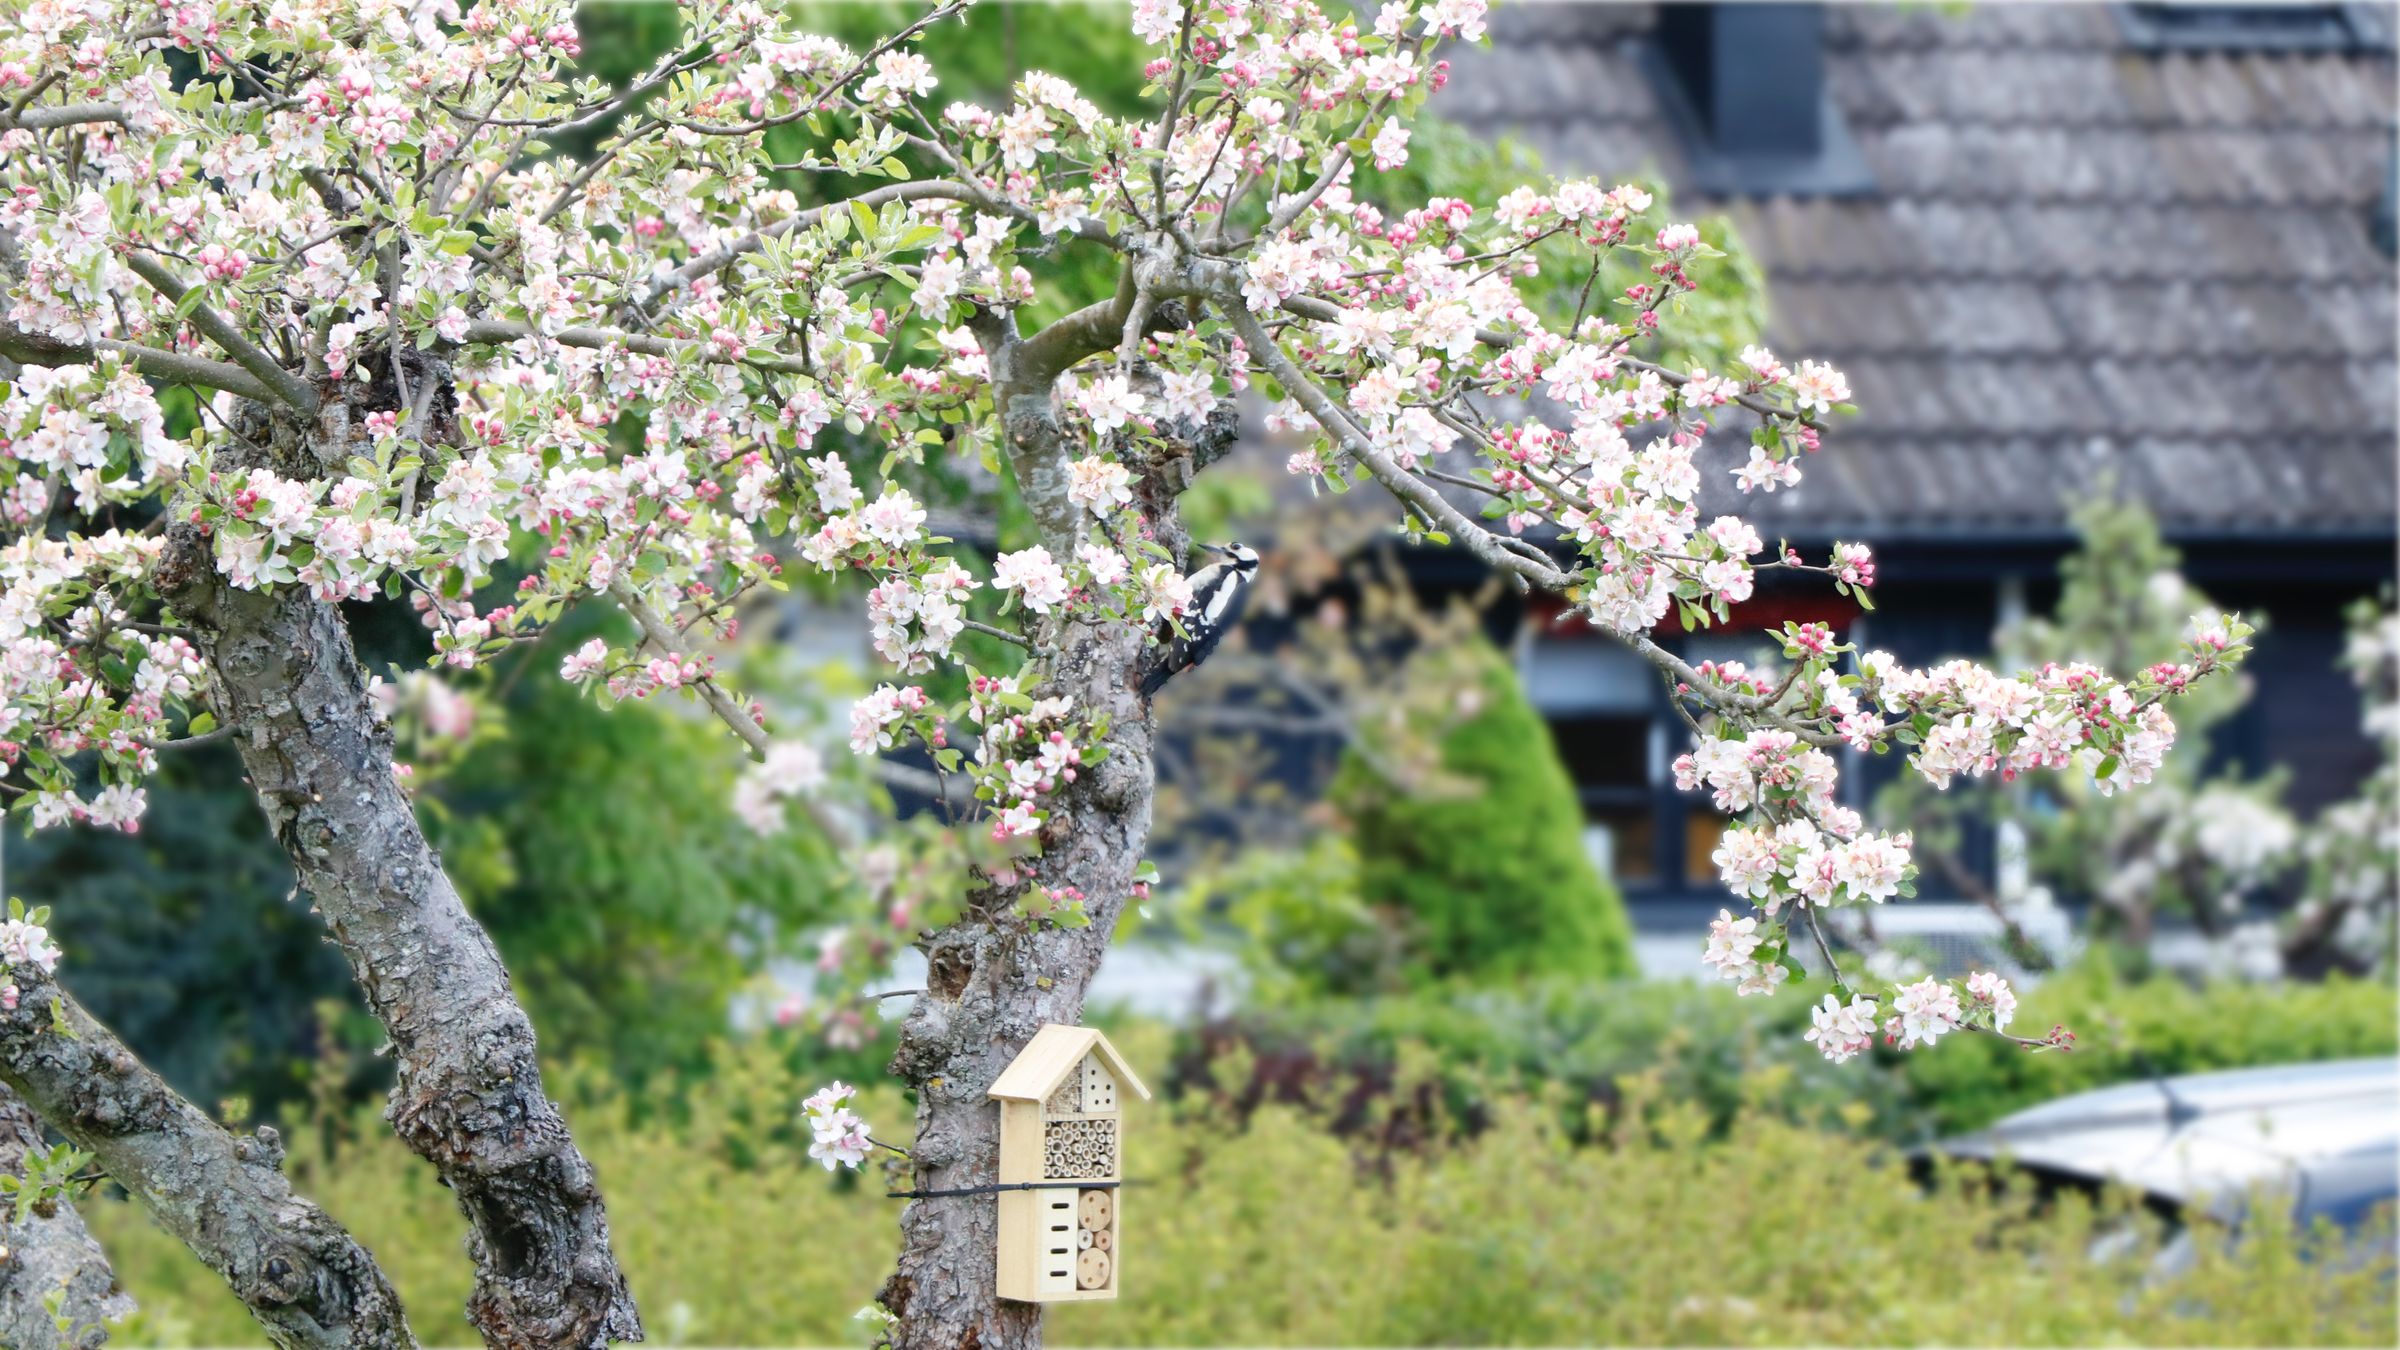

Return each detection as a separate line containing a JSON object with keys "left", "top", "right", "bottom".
{"left": 1805, "top": 994, "right": 1879, "bottom": 1064}
{"left": 1885, "top": 977, "right": 1964, "bottom": 1050}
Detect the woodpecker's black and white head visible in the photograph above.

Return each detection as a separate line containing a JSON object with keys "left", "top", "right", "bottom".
{"left": 1139, "top": 542, "right": 1259, "bottom": 697}
{"left": 1200, "top": 540, "right": 1260, "bottom": 576}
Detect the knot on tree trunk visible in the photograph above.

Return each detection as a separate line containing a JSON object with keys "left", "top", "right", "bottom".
{"left": 234, "top": 1125, "right": 287, "bottom": 1172}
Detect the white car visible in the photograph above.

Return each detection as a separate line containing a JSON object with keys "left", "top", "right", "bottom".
{"left": 1922, "top": 1058, "right": 2398, "bottom": 1264}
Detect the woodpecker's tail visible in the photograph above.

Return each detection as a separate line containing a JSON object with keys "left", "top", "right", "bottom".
{"left": 1136, "top": 659, "right": 1176, "bottom": 698}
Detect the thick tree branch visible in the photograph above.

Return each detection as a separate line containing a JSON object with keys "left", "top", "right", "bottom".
{"left": 0, "top": 1082, "right": 135, "bottom": 1350}
{"left": 1225, "top": 299, "right": 1808, "bottom": 731}
{"left": 458, "top": 317, "right": 813, "bottom": 376}
{"left": 0, "top": 973, "right": 414, "bottom": 1350}
{"left": 121, "top": 253, "right": 318, "bottom": 415}
{"left": 152, "top": 422, "right": 639, "bottom": 1350}
{"left": 1013, "top": 264, "right": 1148, "bottom": 390}
{"left": 1221, "top": 301, "right": 1570, "bottom": 591}
{"left": 0, "top": 321, "right": 287, "bottom": 404}
{"left": 0, "top": 104, "right": 126, "bottom": 132}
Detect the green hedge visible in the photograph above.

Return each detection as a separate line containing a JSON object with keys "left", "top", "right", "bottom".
{"left": 85, "top": 1024, "right": 2393, "bottom": 1347}
{"left": 1175, "top": 961, "right": 2400, "bottom": 1146}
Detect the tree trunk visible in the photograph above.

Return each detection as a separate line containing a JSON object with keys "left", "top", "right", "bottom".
{"left": 879, "top": 612, "right": 1155, "bottom": 1350}
{"left": 0, "top": 1081, "right": 136, "bottom": 1350}
{"left": 875, "top": 341, "right": 1229, "bottom": 1350}
{"left": 150, "top": 392, "right": 639, "bottom": 1350}
{"left": 0, "top": 970, "right": 413, "bottom": 1349}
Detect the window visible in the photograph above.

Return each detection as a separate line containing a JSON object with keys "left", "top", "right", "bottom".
{"left": 1524, "top": 628, "right": 1746, "bottom": 896}
{"left": 2115, "top": 4, "right": 2387, "bottom": 51}
{"left": 1549, "top": 713, "right": 1652, "bottom": 792}
{"left": 1684, "top": 811, "right": 1732, "bottom": 885}
{"left": 1585, "top": 808, "right": 1660, "bottom": 887}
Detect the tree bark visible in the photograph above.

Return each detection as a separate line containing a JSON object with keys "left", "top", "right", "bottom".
{"left": 0, "top": 1081, "right": 136, "bottom": 1350}
{"left": 150, "top": 394, "right": 639, "bottom": 1350}
{"left": 0, "top": 970, "right": 413, "bottom": 1349}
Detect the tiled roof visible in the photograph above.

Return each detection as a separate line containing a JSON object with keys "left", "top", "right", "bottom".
{"left": 1442, "top": 3, "right": 2399, "bottom": 537}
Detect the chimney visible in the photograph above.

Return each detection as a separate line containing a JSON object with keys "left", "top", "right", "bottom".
{"left": 1644, "top": 3, "right": 1873, "bottom": 197}
{"left": 1656, "top": 4, "right": 1827, "bottom": 158}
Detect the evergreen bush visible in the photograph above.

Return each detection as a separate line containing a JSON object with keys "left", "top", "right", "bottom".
{"left": 1330, "top": 638, "right": 1637, "bottom": 984}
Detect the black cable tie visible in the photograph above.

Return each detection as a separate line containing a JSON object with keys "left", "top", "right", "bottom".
{"left": 884, "top": 1179, "right": 1122, "bottom": 1200}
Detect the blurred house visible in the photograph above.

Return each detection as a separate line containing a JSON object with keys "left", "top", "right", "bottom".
{"left": 1437, "top": 1, "right": 2399, "bottom": 905}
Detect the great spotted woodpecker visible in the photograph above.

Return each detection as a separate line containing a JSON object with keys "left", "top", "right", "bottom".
{"left": 1138, "top": 542, "right": 1258, "bottom": 697}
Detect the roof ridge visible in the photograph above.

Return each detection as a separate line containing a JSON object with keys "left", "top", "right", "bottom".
{"left": 1459, "top": 111, "right": 2398, "bottom": 135}
{"left": 1764, "top": 267, "right": 2395, "bottom": 285}
{"left": 1817, "top": 430, "right": 2399, "bottom": 445}
{"left": 1780, "top": 350, "right": 2397, "bottom": 367}
{"left": 1842, "top": 116, "right": 2400, "bottom": 133}
{"left": 1820, "top": 37, "right": 2399, "bottom": 58}
{"left": 1788, "top": 193, "right": 2388, "bottom": 208}
{"left": 1811, "top": 347, "right": 2398, "bottom": 363}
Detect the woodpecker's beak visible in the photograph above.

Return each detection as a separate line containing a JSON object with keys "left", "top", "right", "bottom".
{"left": 1199, "top": 542, "right": 1230, "bottom": 556}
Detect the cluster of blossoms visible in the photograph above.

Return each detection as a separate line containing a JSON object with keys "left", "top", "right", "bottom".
{"left": 732, "top": 740, "right": 829, "bottom": 837}
{"left": 1799, "top": 970, "right": 2026, "bottom": 1064}
{"left": 1667, "top": 612, "right": 2242, "bottom": 1050}
{"left": 0, "top": 359, "right": 187, "bottom": 518}
{"left": 801, "top": 1080, "right": 874, "bottom": 1171}
{"left": 0, "top": 904, "right": 62, "bottom": 1011}
{"left": 0, "top": 525, "right": 191, "bottom": 827}
{"left": 1699, "top": 909, "right": 1789, "bottom": 996}
{"left": 850, "top": 684, "right": 934, "bottom": 756}
{"left": 958, "top": 672, "right": 1098, "bottom": 845}
{"left": 0, "top": 358, "right": 206, "bottom": 822}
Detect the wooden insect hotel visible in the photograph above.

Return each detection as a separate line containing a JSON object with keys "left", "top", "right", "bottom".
{"left": 989, "top": 1024, "right": 1151, "bottom": 1302}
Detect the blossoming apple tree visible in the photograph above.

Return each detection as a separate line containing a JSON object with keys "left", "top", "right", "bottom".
{"left": 0, "top": 1, "right": 2246, "bottom": 1348}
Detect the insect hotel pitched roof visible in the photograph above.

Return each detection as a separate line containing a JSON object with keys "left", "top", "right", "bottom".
{"left": 986, "top": 1025, "right": 1153, "bottom": 1103}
